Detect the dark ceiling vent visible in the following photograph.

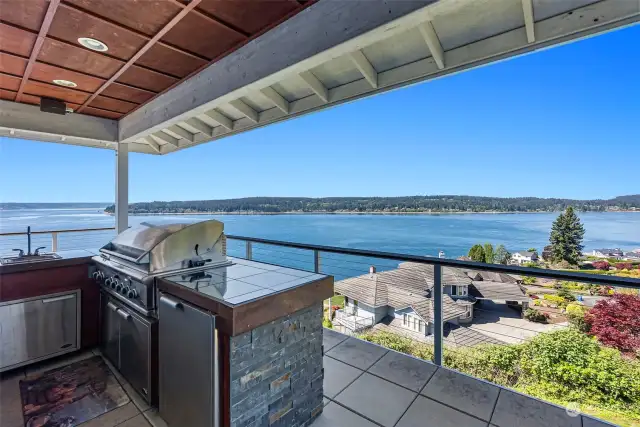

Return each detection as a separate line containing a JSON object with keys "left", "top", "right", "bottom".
{"left": 40, "top": 97, "right": 68, "bottom": 115}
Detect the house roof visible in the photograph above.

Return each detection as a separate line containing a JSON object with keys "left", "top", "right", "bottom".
{"left": 334, "top": 265, "right": 473, "bottom": 322}
{"left": 469, "top": 281, "right": 529, "bottom": 302}
{"left": 411, "top": 295, "right": 469, "bottom": 323}
{"left": 397, "top": 262, "right": 472, "bottom": 286}
{"left": 464, "top": 271, "right": 519, "bottom": 284}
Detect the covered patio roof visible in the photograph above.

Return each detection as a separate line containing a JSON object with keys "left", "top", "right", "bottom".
{"left": 2, "top": 0, "right": 638, "bottom": 155}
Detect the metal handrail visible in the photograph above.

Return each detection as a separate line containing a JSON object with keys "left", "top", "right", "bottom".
{"left": 226, "top": 234, "right": 640, "bottom": 288}
{"left": 0, "top": 227, "right": 115, "bottom": 236}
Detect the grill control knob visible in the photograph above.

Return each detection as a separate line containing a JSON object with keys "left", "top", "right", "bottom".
{"left": 104, "top": 277, "right": 112, "bottom": 287}
{"left": 111, "top": 279, "right": 119, "bottom": 290}
{"left": 127, "top": 289, "right": 139, "bottom": 299}
{"left": 121, "top": 286, "right": 130, "bottom": 296}
{"left": 115, "top": 281, "right": 123, "bottom": 293}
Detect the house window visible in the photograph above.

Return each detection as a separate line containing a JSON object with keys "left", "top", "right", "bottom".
{"left": 450, "top": 285, "right": 457, "bottom": 295}
{"left": 418, "top": 320, "right": 423, "bottom": 332}
{"left": 403, "top": 313, "right": 407, "bottom": 326}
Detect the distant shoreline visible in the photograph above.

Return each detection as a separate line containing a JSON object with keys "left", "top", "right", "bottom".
{"left": 103, "top": 210, "right": 640, "bottom": 216}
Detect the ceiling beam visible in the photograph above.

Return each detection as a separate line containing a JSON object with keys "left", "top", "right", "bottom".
{"left": 229, "top": 99, "right": 259, "bottom": 123}
{"left": 522, "top": 0, "right": 535, "bottom": 43}
{"left": 0, "top": 99, "right": 117, "bottom": 142}
{"left": 418, "top": 21, "right": 445, "bottom": 69}
{"left": 143, "top": 136, "right": 161, "bottom": 153}
{"left": 152, "top": 131, "right": 180, "bottom": 147}
{"left": 164, "top": 124, "right": 195, "bottom": 142}
{"left": 182, "top": 118, "right": 213, "bottom": 136}
{"left": 260, "top": 87, "right": 289, "bottom": 114}
{"left": 76, "top": 0, "right": 203, "bottom": 113}
{"left": 15, "top": 0, "right": 61, "bottom": 102}
{"left": 58, "top": 2, "right": 210, "bottom": 62}
{"left": 349, "top": 50, "right": 378, "bottom": 88}
{"left": 203, "top": 109, "right": 233, "bottom": 130}
{"left": 299, "top": 71, "right": 328, "bottom": 103}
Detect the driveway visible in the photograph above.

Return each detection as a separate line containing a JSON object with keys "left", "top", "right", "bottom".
{"left": 468, "top": 301, "right": 567, "bottom": 344}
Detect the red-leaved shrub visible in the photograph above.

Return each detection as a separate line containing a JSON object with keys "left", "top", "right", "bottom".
{"left": 592, "top": 261, "right": 610, "bottom": 270}
{"left": 615, "top": 262, "right": 633, "bottom": 270}
{"left": 586, "top": 293, "right": 640, "bottom": 353}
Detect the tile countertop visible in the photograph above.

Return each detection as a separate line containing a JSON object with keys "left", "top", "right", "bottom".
{"left": 157, "top": 257, "right": 334, "bottom": 336}
{"left": 161, "top": 257, "right": 328, "bottom": 307}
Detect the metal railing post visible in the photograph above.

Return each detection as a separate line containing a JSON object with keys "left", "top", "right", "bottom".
{"left": 433, "top": 263, "right": 443, "bottom": 366}
{"left": 245, "top": 241, "right": 253, "bottom": 260}
{"left": 314, "top": 250, "right": 321, "bottom": 273}
{"left": 51, "top": 232, "right": 58, "bottom": 252}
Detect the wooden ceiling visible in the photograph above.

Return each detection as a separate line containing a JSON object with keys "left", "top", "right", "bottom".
{"left": 0, "top": 0, "right": 310, "bottom": 120}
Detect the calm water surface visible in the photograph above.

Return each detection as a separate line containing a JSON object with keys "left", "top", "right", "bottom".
{"left": 2, "top": 209, "right": 639, "bottom": 259}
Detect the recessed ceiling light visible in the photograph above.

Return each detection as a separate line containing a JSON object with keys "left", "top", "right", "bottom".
{"left": 53, "top": 79, "right": 78, "bottom": 88}
{"left": 78, "top": 37, "right": 108, "bottom": 52}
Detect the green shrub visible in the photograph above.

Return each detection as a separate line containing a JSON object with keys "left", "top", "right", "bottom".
{"left": 522, "top": 276, "right": 536, "bottom": 285}
{"left": 322, "top": 317, "right": 333, "bottom": 329}
{"left": 524, "top": 308, "right": 548, "bottom": 323}
{"left": 543, "top": 294, "right": 567, "bottom": 307}
{"left": 557, "top": 287, "right": 577, "bottom": 301}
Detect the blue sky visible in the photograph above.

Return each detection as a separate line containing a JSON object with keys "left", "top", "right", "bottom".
{"left": 1, "top": 25, "right": 638, "bottom": 203}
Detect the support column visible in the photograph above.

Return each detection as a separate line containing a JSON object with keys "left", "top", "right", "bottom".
{"left": 115, "top": 143, "right": 128, "bottom": 233}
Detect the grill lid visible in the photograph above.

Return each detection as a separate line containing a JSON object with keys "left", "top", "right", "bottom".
{"left": 100, "top": 220, "right": 227, "bottom": 274}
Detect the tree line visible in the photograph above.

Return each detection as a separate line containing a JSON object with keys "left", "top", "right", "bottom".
{"left": 104, "top": 194, "right": 640, "bottom": 214}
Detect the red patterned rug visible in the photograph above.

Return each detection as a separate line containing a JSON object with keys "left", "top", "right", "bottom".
{"left": 19, "top": 355, "right": 129, "bottom": 427}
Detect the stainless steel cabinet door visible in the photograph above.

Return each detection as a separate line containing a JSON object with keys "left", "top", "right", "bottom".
{"left": 159, "top": 293, "right": 216, "bottom": 427}
{"left": 0, "top": 292, "right": 78, "bottom": 371}
{"left": 100, "top": 293, "right": 120, "bottom": 368}
{"left": 118, "top": 306, "right": 151, "bottom": 400}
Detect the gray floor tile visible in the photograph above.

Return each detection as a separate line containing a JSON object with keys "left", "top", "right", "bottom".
{"left": 323, "top": 397, "right": 330, "bottom": 406}
{"left": 326, "top": 337, "right": 388, "bottom": 370}
{"left": 118, "top": 414, "right": 152, "bottom": 427}
{"left": 491, "top": 389, "right": 581, "bottom": 427}
{"left": 368, "top": 350, "right": 437, "bottom": 392}
{"left": 78, "top": 402, "right": 139, "bottom": 427}
{"left": 582, "top": 416, "right": 618, "bottom": 427}
{"left": 323, "top": 328, "right": 349, "bottom": 352}
{"left": 396, "top": 396, "right": 488, "bottom": 427}
{"left": 312, "top": 402, "right": 379, "bottom": 427}
{"left": 323, "top": 356, "right": 363, "bottom": 398}
{"left": 142, "top": 408, "right": 169, "bottom": 427}
{"left": 0, "top": 369, "right": 26, "bottom": 427}
{"left": 334, "top": 373, "right": 416, "bottom": 427}
{"left": 421, "top": 368, "right": 499, "bottom": 421}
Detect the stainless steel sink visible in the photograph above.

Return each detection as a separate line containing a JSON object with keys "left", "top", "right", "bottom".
{"left": 0, "top": 254, "right": 62, "bottom": 265}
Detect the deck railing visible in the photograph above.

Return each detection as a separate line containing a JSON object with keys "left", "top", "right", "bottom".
{"left": 2, "top": 226, "right": 640, "bottom": 423}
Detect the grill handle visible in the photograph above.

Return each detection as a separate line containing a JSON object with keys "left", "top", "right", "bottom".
{"left": 160, "top": 295, "right": 183, "bottom": 310}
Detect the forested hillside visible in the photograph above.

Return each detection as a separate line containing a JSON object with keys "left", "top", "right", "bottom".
{"left": 104, "top": 195, "right": 640, "bottom": 214}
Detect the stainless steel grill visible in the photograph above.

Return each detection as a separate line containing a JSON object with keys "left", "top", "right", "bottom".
{"left": 92, "top": 220, "right": 230, "bottom": 315}
{"left": 91, "top": 219, "right": 230, "bottom": 406}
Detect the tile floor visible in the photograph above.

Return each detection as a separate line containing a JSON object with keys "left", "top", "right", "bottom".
{"left": 0, "top": 332, "right": 618, "bottom": 427}
{"left": 319, "top": 328, "right": 614, "bottom": 427}
{"left": 0, "top": 349, "right": 167, "bottom": 427}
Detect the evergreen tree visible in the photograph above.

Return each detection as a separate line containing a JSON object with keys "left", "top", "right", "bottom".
{"left": 483, "top": 243, "right": 495, "bottom": 263}
{"left": 468, "top": 244, "right": 486, "bottom": 262}
{"left": 549, "top": 206, "right": 585, "bottom": 265}
{"left": 495, "top": 245, "right": 511, "bottom": 265}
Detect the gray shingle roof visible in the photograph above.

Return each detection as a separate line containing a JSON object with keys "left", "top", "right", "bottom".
{"left": 469, "top": 281, "right": 529, "bottom": 302}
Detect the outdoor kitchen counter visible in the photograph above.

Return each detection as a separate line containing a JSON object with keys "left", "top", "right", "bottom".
{"left": 156, "top": 257, "right": 334, "bottom": 336}
{"left": 0, "top": 249, "right": 99, "bottom": 275}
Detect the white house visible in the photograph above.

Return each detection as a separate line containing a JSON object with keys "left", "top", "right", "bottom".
{"left": 334, "top": 263, "right": 477, "bottom": 336}
{"left": 592, "top": 248, "right": 624, "bottom": 258}
{"left": 512, "top": 251, "right": 539, "bottom": 264}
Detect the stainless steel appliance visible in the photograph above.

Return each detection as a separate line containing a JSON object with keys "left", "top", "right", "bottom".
{"left": 0, "top": 290, "right": 80, "bottom": 372}
{"left": 91, "top": 220, "right": 229, "bottom": 405}
{"left": 158, "top": 293, "right": 218, "bottom": 427}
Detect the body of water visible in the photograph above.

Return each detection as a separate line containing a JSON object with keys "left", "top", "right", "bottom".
{"left": 2, "top": 209, "right": 639, "bottom": 259}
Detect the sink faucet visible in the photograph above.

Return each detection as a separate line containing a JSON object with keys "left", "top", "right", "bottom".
{"left": 12, "top": 249, "right": 25, "bottom": 258}
{"left": 34, "top": 247, "right": 46, "bottom": 256}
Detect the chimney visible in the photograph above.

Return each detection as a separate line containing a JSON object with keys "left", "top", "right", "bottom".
{"left": 369, "top": 265, "right": 376, "bottom": 274}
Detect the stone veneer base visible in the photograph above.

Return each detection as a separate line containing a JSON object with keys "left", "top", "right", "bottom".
{"left": 229, "top": 303, "right": 324, "bottom": 427}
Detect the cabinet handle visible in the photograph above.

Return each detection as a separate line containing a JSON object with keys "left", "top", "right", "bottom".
{"left": 117, "top": 309, "right": 132, "bottom": 321}
{"left": 107, "top": 302, "right": 119, "bottom": 312}
{"left": 160, "top": 295, "right": 183, "bottom": 310}
{"left": 42, "top": 294, "right": 75, "bottom": 304}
